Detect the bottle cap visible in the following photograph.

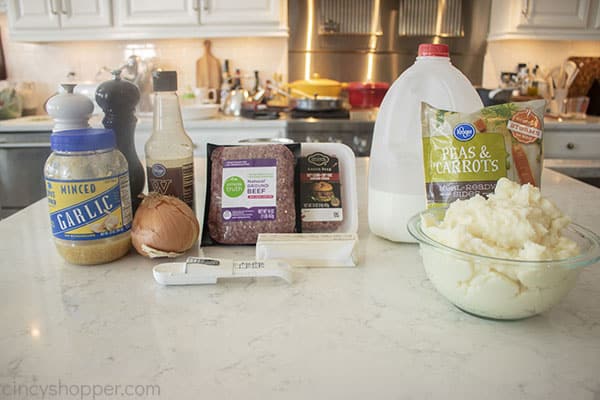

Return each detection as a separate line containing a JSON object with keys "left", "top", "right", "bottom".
{"left": 50, "top": 129, "right": 116, "bottom": 152}
{"left": 418, "top": 44, "right": 449, "bottom": 57}
{"left": 153, "top": 70, "right": 178, "bottom": 92}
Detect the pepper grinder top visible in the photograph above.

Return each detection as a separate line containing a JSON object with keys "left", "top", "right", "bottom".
{"left": 45, "top": 83, "right": 94, "bottom": 132}
{"left": 95, "top": 70, "right": 140, "bottom": 118}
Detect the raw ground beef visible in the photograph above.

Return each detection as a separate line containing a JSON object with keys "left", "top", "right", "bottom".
{"left": 302, "top": 220, "right": 342, "bottom": 233}
{"left": 207, "top": 144, "right": 296, "bottom": 244}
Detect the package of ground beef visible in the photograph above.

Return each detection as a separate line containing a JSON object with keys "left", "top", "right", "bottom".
{"left": 299, "top": 151, "right": 344, "bottom": 233}
{"left": 202, "top": 143, "right": 300, "bottom": 245}
{"left": 421, "top": 99, "right": 545, "bottom": 207}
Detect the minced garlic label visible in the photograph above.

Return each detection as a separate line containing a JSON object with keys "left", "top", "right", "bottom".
{"left": 46, "top": 173, "right": 132, "bottom": 240}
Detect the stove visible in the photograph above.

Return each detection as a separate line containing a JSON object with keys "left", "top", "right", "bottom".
{"left": 285, "top": 118, "right": 374, "bottom": 157}
{"left": 290, "top": 109, "right": 350, "bottom": 119}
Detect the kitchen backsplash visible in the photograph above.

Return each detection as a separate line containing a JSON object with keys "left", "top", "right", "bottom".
{"left": 3, "top": 6, "right": 600, "bottom": 115}
{"left": 482, "top": 40, "right": 600, "bottom": 88}
{"left": 0, "top": 14, "right": 287, "bottom": 114}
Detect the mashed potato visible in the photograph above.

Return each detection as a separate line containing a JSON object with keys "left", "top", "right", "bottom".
{"left": 418, "top": 178, "right": 581, "bottom": 319}
{"left": 422, "top": 178, "right": 579, "bottom": 260}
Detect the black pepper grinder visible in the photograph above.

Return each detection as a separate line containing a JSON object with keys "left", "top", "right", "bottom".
{"left": 96, "top": 70, "right": 144, "bottom": 212}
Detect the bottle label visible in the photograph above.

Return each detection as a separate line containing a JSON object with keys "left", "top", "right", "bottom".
{"left": 46, "top": 173, "right": 132, "bottom": 241}
{"left": 221, "top": 158, "right": 277, "bottom": 222}
{"left": 146, "top": 156, "right": 194, "bottom": 210}
{"left": 299, "top": 152, "right": 343, "bottom": 222}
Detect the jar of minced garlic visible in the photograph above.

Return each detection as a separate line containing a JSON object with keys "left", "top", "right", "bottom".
{"left": 44, "top": 129, "right": 133, "bottom": 265}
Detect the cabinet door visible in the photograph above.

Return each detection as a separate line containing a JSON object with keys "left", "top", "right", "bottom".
{"left": 7, "top": 0, "right": 60, "bottom": 29}
{"left": 58, "top": 0, "right": 112, "bottom": 28}
{"left": 519, "top": 0, "right": 590, "bottom": 29}
{"left": 544, "top": 131, "right": 600, "bottom": 159}
{"left": 200, "top": 0, "right": 280, "bottom": 25}
{"left": 118, "top": 0, "right": 200, "bottom": 26}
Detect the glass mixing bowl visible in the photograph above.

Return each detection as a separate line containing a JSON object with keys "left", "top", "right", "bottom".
{"left": 407, "top": 208, "right": 600, "bottom": 320}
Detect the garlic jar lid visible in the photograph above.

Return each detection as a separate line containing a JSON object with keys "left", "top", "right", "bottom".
{"left": 50, "top": 128, "right": 116, "bottom": 152}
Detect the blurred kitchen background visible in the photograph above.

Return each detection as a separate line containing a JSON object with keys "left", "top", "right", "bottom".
{"left": 2, "top": 1, "right": 600, "bottom": 114}
{"left": 0, "top": 0, "right": 599, "bottom": 217}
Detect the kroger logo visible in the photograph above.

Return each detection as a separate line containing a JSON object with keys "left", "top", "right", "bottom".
{"left": 453, "top": 123, "right": 476, "bottom": 142}
{"left": 151, "top": 163, "right": 167, "bottom": 178}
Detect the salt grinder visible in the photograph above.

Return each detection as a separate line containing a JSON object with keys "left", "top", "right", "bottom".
{"left": 45, "top": 83, "right": 94, "bottom": 132}
{"left": 96, "top": 70, "right": 145, "bottom": 212}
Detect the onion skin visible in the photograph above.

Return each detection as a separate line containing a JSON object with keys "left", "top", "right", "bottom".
{"left": 131, "top": 193, "right": 200, "bottom": 258}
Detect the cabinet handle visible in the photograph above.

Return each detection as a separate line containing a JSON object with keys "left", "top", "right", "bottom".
{"left": 521, "top": 0, "right": 530, "bottom": 19}
{"left": 60, "top": 0, "right": 68, "bottom": 15}
{"left": 49, "top": 0, "right": 58, "bottom": 15}
{"left": 566, "top": 142, "right": 575, "bottom": 150}
{"left": 204, "top": 0, "right": 210, "bottom": 12}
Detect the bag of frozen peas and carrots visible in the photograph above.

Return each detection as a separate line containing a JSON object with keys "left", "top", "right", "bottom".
{"left": 421, "top": 99, "right": 545, "bottom": 207}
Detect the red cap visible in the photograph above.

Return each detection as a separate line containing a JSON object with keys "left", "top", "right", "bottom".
{"left": 418, "top": 44, "right": 449, "bottom": 57}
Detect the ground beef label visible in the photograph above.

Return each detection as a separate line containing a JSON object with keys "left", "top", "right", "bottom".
{"left": 221, "top": 158, "right": 277, "bottom": 221}
{"left": 299, "top": 152, "right": 343, "bottom": 223}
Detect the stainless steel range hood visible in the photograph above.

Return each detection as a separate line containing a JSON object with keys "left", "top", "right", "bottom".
{"left": 288, "top": 0, "right": 491, "bottom": 85}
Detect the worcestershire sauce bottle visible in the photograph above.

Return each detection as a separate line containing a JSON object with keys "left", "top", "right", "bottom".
{"left": 145, "top": 71, "right": 195, "bottom": 210}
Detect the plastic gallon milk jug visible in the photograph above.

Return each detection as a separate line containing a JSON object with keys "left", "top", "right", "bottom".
{"left": 368, "top": 43, "right": 483, "bottom": 242}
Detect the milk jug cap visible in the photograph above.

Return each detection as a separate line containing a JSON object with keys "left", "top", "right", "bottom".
{"left": 418, "top": 44, "right": 449, "bottom": 57}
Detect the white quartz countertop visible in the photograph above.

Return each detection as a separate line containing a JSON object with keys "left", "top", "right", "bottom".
{"left": 1, "top": 159, "right": 599, "bottom": 399}
{"left": 0, "top": 113, "right": 286, "bottom": 132}
{"left": 0, "top": 113, "right": 598, "bottom": 132}
{"left": 545, "top": 115, "right": 600, "bottom": 131}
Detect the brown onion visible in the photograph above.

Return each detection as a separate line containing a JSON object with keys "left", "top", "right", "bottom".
{"left": 132, "top": 193, "right": 200, "bottom": 258}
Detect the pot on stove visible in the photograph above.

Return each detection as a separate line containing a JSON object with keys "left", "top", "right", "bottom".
{"left": 346, "top": 81, "right": 389, "bottom": 109}
{"left": 292, "top": 95, "right": 343, "bottom": 111}
{"left": 288, "top": 73, "right": 342, "bottom": 98}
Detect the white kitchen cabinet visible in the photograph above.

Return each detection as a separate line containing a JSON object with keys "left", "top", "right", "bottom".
{"left": 518, "top": 0, "right": 590, "bottom": 29}
{"left": 59, "top": 0, "right": 112, "bottom": 28}
{"left": 117, "top": 0, "right": 200, "bottom": 26}
{"left": 114, "top": 0, "right": 285, "bottom": 39}
{"left": 7, "top": 0, "right": 287, "bottom": 41}
{"left": 8, "top": 0, "right": 60, "bottom": 29}
{"left": 7, "top": 0, "right": 111, "bottom": 32}
{"left": 544, "top": 121, "right": 600, "bottom": 160}
{"left": 544, "top": 131, "right": 600, "bottom": 159}
{"left": 488, "top": 0, "right": 600, "bottom": 40}
{"left": 200, "top": 0, "right": 280, "bottom": 25}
